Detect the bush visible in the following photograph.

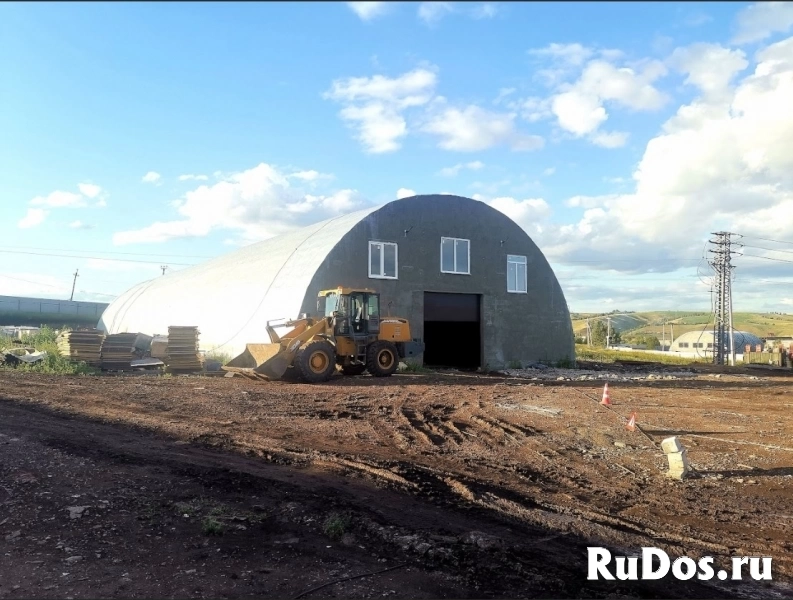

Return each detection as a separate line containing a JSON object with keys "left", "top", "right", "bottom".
{"left": 1, "top": 325, "right": 98, "bottom": 375}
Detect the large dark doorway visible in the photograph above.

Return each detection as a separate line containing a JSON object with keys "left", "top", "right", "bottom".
{"left": 423, "top": 292, "right": 481, "bottom": 369}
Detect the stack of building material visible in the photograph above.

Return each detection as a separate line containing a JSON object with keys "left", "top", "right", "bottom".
{"left": 100, "top": 333, "right": 138, "bottom": 370}
{"left": 149, "top": 335, "right": 169, "bottom": 360}
{"left": 165, "top": 326, "right": 203, "bottom": 373}
{"left": 56, "top": 329, "right": 104, "bottom": 367}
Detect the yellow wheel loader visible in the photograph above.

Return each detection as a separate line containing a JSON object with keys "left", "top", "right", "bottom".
{"left": 222, "top": 287, "right": 424, "bottom": 383}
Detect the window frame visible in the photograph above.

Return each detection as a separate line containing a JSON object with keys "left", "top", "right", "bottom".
{"left": 440, "top": 237, "right": 471, "bottom": 275}
{"left": 506, "top": 254, "right": 528, "bottom": 294}
{"left": 368, "top": 241, "right": 398, "bottom": 280}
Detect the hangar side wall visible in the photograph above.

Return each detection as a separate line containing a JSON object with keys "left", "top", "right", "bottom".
{"left": 301, "top": 195, "right": 574, "bottom": 368}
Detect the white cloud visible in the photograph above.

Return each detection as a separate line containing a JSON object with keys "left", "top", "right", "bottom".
{"left": 78, "top": 183, "right": 102, "bottom": 199}
{"left": 438, "top": 160, "right": 484, "bottom": 177}
{"left": 542, "top": 167, "right": 555, "bottom": 176}
{"left": 550, "top": 59, "right": 668, "bottom": 140}
{"left": 732, "top": 2, "right": 793, "bottom": 45}
{"left": 396, "top": 188, "right": 416, "bottom": 199}
{"left": 471, "top": 2, "right": 498, "bottom": 19}
{"left": 590, "top": 130, "right": 630, "bottom": 148}
{"left": 113, "top": 163, "right": 367, "bottom": 245}
{"left": 418, "top": 2, "right": 454, "bottom": 24}
{"left": 669, "top": 43, "right": 749, "bottom": 100}
{"left": 536, "top": 35, "right": 793, "bottom": 276}
{"left": 346, "top": 1, "right": 390, "bottom": 21}
{"left": 524, "top": 43, "right": 668, "bottom": 146}
{"left": 529, "top": 42, "right": 594, "bottom": 67}
{"left": 422, "top": 104, "right": 544, "bottom": 152}
{"left": 68, "top": 220, "right": 95, "bottom": 230}
{"left": 487, "top": 197, "right": 552, "bottom": 232}
{"left": 29, "top": 190, "right": 86, "bottom": 208}
{"left": 324, "top": 67, "right": 438, "bottom": 153}
{"left": 18, "top": 208, "right": 49, "bottom": 229}
{"left": 288, "top": 170, "right": 329, "bottom": 181}
{"left": 178, "top": 174, "right": 209, "bottom": 182}
{"left": 142, "top": 171, "right": 162, "bottom": 184}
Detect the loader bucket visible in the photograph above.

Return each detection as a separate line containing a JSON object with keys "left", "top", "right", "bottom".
{"left": 222, "top": 343, "right": 291, "bottom": 380}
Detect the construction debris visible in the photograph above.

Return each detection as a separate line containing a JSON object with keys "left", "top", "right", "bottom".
{"left": 662, "top": 436, "right": 691, "bottom": 480}
{"left": 56, "top": 329, "right": 104, "bottom": 367}
{"left": 100, "top": 333, "right": 138, "bottom": 371}
{"left": 165, "top": 326, "right": 203, "bottom": 373}
{"left": 149, "top": 335, "right": 168, "bottom": 360}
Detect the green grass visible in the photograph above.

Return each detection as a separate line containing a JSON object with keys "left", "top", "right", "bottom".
{"left": 201, "top": 517, "right": 224, "bottom": 536}
{"left": 575, "top": 345, "right": 702, "bottom": 366}
{"left": 323, "top": 513, "right": 349, "bottom": 540}
{"left": 204, "top": 350, "right": 233, "bottom": 365}
{"left": 0, "top": 325, "right": 98, "bottom": 375}
{"left": 402, "top": 360, "right": 432, "bottom": 373}
{"left": 572, "top": 311, "right": 793, "bottom": 340}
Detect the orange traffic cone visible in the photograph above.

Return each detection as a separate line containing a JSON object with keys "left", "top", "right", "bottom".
{"left": 600, "top": 383, "right": 612, "bottom": 406}
{"left": 625, "top": 412, "right": 636, "bottom": 432}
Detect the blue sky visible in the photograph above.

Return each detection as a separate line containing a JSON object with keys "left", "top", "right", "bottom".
{"left": 2, "top": 1, "right": 793, "bottom": 312}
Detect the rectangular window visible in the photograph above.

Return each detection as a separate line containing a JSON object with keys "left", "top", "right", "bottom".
{"left": 368, "top": 241, "right": 398, "bottom": 279}
{"left": 440, "top": 237, "right": 470, "bottom": 274}
{"left": 507, "top": 255, "right": 527, "bottom": 293}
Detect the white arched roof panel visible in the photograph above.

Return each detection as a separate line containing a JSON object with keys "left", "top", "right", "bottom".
{"left": 98, "top": 204, "right": 382, "bottom": 356}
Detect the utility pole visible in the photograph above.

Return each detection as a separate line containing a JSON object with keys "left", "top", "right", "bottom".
{"left": 606, "top": 316, "right": 611, "bottom": 348}
{"left": 160, "top": 265, "right": 168, "bottom": 276}
{"left": 69, "top": 269, "right": 79, "bottom": 301}
{"left": 708, "top": 232, "right": 739, "bottom": 366}
{"left": 586, "top": 319, "right": 591, "bottom": 346}
{"left": 662, "top": 320, "right": 666, "bottom": 351}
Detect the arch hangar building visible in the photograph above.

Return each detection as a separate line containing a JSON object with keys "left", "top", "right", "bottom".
{"left": 99, "top": 194, "right": 575, "bottom": 370}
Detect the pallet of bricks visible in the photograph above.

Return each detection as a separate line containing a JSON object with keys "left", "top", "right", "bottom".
{"left": 100, "top": 333, "right": 138, "bottom": 371}
{"left": 56, "top": 329, "right": 105, "bottom": 368}
{"left": 165, "top": 326, "right": 203, "bottom": 373}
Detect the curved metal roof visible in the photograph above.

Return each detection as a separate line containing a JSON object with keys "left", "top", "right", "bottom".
{"left": 670, "top": 329, "right": 763, "bottom": 350}
{"left": 98, "top": 203, "right": 383, "bottom": 355}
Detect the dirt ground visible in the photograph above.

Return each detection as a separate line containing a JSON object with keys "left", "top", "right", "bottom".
{"left": 1, "top": 362, "right": 792, "bottom": 599}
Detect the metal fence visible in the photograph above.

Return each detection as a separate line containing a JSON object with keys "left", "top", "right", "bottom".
{"left": 0, "top": 295, "right": 109, "bottom": 317}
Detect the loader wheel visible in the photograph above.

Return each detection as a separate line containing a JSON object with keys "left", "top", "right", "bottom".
{"left": 341, "top": 363, "right": 366, "bottom": 376}
{"left": 295, "top": 340, "right": 336, "bottom": 383}
{"left": 366, "top": 341, "right": 399, "bottom": 377}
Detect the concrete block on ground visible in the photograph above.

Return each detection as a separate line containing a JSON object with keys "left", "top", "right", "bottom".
{"left": 666, "top": 449, "right": 691, "bottom": 479}
{"left": 661, "top": 436, "right": 684, "bottom": 454}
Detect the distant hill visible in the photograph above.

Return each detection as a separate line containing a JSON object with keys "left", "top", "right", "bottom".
{"left": 570, "top": 311, "right": 793, "bottom": 340}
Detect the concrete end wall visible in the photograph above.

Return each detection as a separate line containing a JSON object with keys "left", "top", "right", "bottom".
{"left": 301, "top": 195, "right": 574, "bottom": 369}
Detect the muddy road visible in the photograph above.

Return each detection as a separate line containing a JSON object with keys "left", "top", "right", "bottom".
{"left": 1, "top": 366, "right": 791, "bottom": 598}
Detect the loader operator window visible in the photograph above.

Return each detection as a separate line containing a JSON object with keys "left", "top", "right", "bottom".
{"left": 323, "top": 293, "right": 338, "bottom": 317}
{"left": 351, "top": 294, "right": 365, "bottom": 334}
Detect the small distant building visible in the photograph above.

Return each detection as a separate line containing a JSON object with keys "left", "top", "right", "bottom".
{"left": 670, "top": 330, "right": 762, "bottom": 355}
{"left": 764, "top": 336, "right": 793, "bottom": 351}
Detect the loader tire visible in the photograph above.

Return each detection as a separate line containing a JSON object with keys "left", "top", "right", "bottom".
{"left": 366, "top": 340, "right": 399, "bottom": 377}
{"left": 295, "top": 340, "right": 336, "bottom": 383}
{"left": 341, "top": 363, "right": 367, "bottom": 376}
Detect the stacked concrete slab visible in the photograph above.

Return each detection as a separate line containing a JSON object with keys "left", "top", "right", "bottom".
{"left": 661, "top": 436, "right": 691, "bottom": 479}
{"left": 165, "top": 326, "right": 203, "bottom": 373}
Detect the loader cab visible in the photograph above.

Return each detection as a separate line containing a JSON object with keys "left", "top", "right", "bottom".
{"left": 317, "top": 288, "right": 380, "bottom": 338}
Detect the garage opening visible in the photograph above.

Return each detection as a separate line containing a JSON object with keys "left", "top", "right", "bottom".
{"left": 423, "top": 292, "right": 481, "bottom": 369}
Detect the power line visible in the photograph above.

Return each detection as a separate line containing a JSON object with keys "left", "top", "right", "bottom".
{"left": 0, "top": 273, "right": 117, "bottom": 299}
{"left": 0, "top": 244, "right": 215, "bottom": 259}
{"left": 0, "top": 249, "right": 197, "bottom": 266}
{"left": 739, "top": 253, "right": 793, "bottom": 264}
{"left": 739, "top": 236, "right": 793, "bottom": 246}
{"left": 740, "top": 244, "right": 793, "bottom": 256}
